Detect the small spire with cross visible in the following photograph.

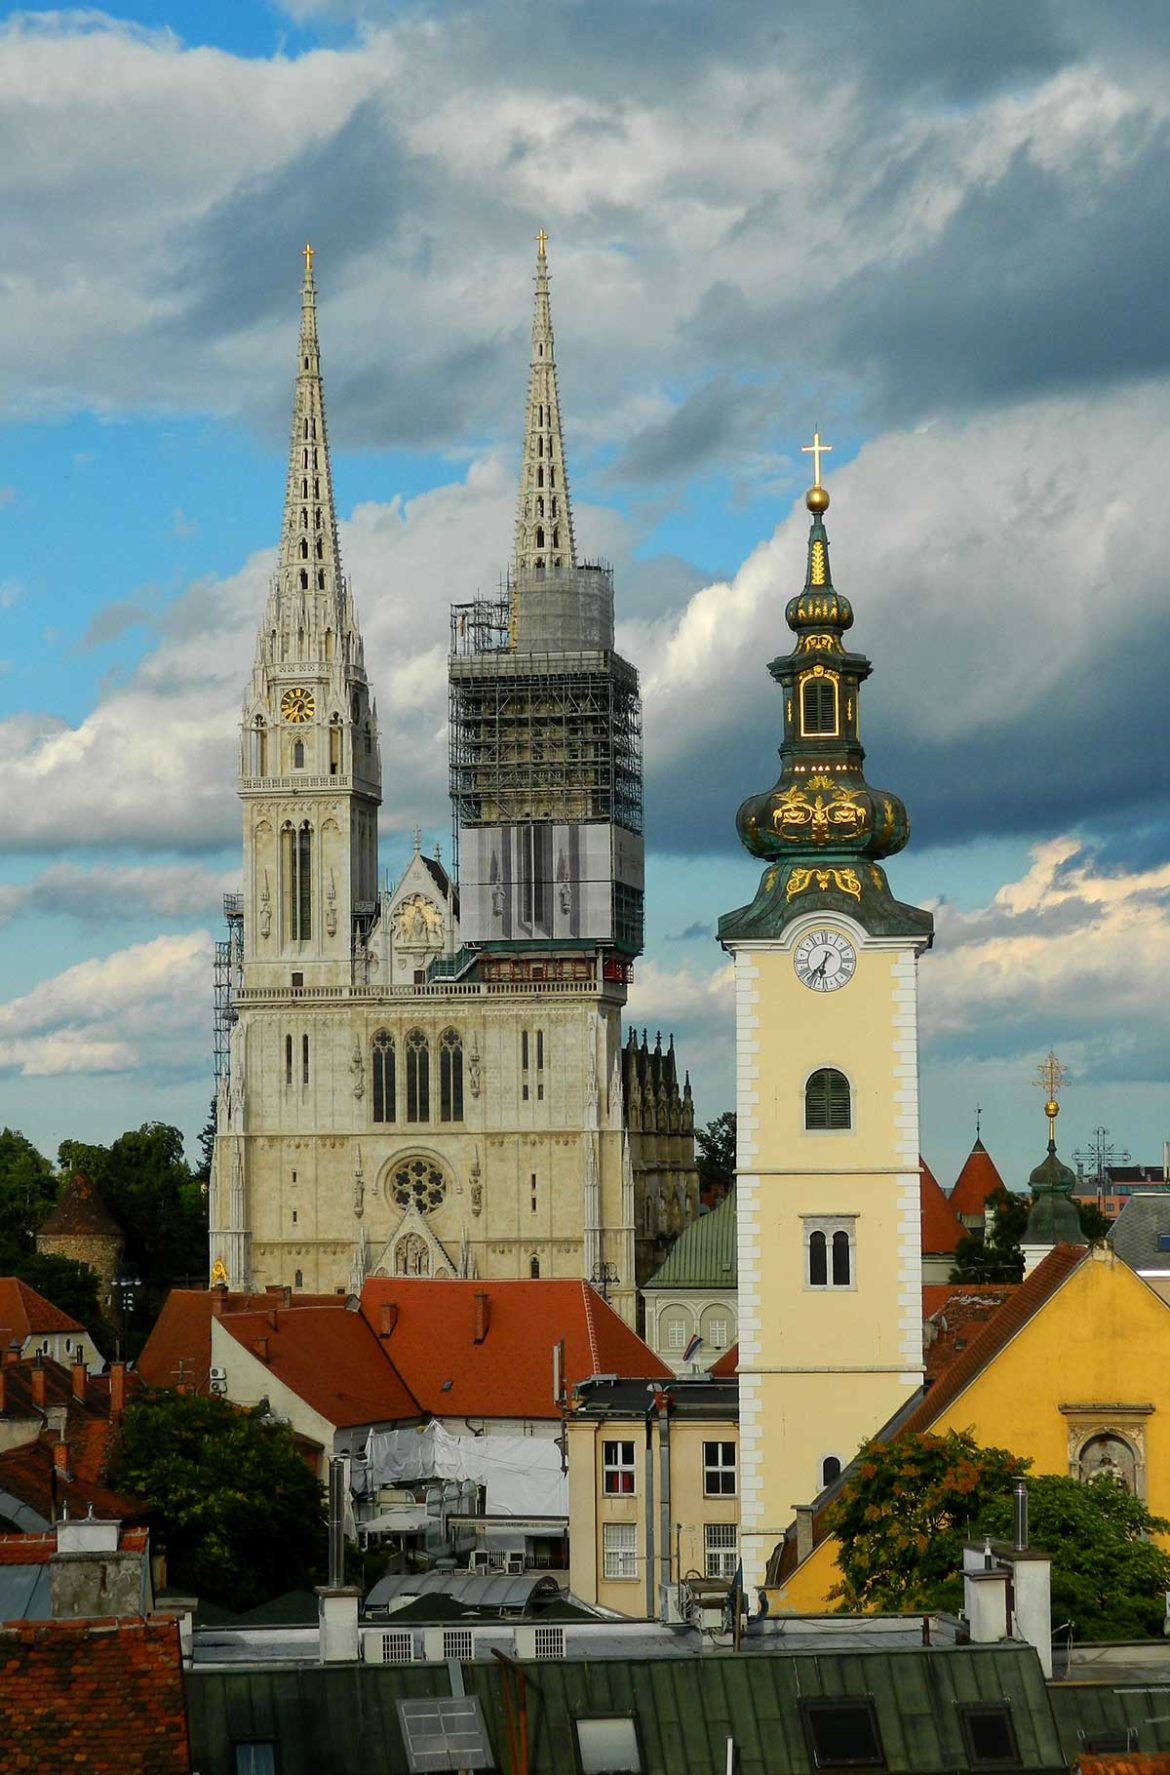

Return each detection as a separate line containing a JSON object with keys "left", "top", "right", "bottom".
{"left": 303, "top": 241, "right": 314, "bottom": 280}
{"left": 1034, "top": 1049, "right": 1068, "bottom": 1143}
{"left": 536, "top": 228, "right": 548, "bottom": 258}
{"left": 975, "top": 1102, "right": 983, "bottom": 1141}
{"left": 802, "top": 427, "right": 832, "bottom": 488}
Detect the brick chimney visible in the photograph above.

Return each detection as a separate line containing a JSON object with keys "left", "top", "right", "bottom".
{"left": 378, "top": 1301, "right": 398, "bottom": 1338}
{"left": 71, "top": 1359, "right": 87, "bottom": 1404}
{"left": 31, "top": 1360, "right": 46, "bottom": 1410}
{"left": 53, "top": 1438, "right": 71, "bottom": 1478}
{"left": 4, "top": 1340, "right": 22, "bottom": 1366}
{"left": 210, "top": 1288, "right": 227, "bottom": 1319}
{"left": 109, "top": 1361, "right": 127, "bottom": 1420}
{"left": 473, "top": 1289, "right": 491, "bottom": 1345}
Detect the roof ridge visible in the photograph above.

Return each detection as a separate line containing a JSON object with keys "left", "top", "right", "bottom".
{"left": 581, "top": 1280, "right": 601, "bottom": 1375}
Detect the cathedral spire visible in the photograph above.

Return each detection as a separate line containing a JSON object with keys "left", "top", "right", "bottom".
{"left": 513, "top": 231, "right": 576, "bottom": 576}
{"left": 276, "top": 243, "right": 344, "bottom": 616}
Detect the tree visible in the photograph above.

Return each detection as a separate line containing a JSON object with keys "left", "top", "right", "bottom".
{"left": 0, "top": 1128, "right": 57, "bottom": 1271}
{"left": 109, "top": 1390, "right": 327, "bottom": 1613}
{"left": 950, "top": 1187, "right": 1113, "bottom": 1284}
{"left": 827, "top": 1429, "right": 1170, "bottom": 1639}
{"left": 11, "top": 1252, "right": 108, "bottom": 1348}
{"left": 195, "top": 1097, "right": 217, "bottom": 1185}
{"left": 696, "top": 1111, "right": 736, "bottom": 1200}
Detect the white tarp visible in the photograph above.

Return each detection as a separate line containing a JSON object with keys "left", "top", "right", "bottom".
{"left": 364, "top": 1420, "right": 568, "bottom": 1518}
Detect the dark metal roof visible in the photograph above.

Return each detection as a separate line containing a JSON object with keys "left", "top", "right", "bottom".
{"left": 571, "top": 1376, "right": 738, "bottom": 1419}
{"left": 1109, "top": 1194, "right": 1170, "bottom": 1270}
{"left": 186, "top": 1643, "right": 1065, "bottom": 1775}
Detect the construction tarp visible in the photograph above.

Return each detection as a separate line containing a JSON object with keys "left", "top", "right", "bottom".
{"left": 364, "top": 1420, "right": 567, "bottom": 1518}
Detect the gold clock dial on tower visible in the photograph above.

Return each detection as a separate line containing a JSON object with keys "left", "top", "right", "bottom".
{"left": 281, "top": 686, "right": 315, "bottom": 724}
{"left": 793, "top": 927, "right": 857, "bottom": 992}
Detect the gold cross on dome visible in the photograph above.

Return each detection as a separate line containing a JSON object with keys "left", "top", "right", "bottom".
{"left": 1034, "top": 1049, "right": 1068, "bottom": 1140}
{"left": 802, "top": 428, "right": 832, "bottom": 487}
{"left": 536, "top": 228, "right": 549, "bottom": 257}
{"left": 304, "top": 242, "right": 314, "bottom": 277}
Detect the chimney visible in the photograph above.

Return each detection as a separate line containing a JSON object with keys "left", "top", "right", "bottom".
{"left": 266, "top": 1307, "right": 278, "bottom": 1331}
{"left": 473, "top": 1289, "right": 491, "bottom": 1345}
{"left": 109, "top": 1361, "right": 127, "bottom": 1420}
{"left": 210, "top": 1288, "right": 227, "bottom": 1318}
{"left": 31, "top": 1361, "right": 46, "bottom": 1410}
{"left": 378, "top": 1301, "right": 398, "bottom": 1339}
{"left": 3, "top": 1342, "right": 21, "bottom": 1367}
{"left": 71, "top": 1359, "right": 87, "bottom": 1404}
{"left": 53, "top": 1439, "right": 71, "bottom": 1478}
{"left": 253, "top": 1336, "right": 270, "bottom": 1363}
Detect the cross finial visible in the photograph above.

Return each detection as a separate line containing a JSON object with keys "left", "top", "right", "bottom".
{"left": 975, "top": 1102, "right": 982, "bottom": 1140}
{"left": 536, "top": 228, "right": 548, "bottom": 258}
{"left": 303, "top": 241, "right": 314, "bottom": 279}
{"left": 802, "top": 427, "right": 832, "bottom": 488}
{"left": 1034, "top": 1049, "right": 1067, "bottom": 1142}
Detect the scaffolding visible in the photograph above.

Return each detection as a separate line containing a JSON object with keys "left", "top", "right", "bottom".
{"left": 213, "top": 893, "right": 244, "bottom": 1089}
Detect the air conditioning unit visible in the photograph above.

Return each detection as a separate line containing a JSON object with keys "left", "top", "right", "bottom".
{"left": 469, "top": 1550, "right": 490, "bottom": 1574}
{"left": 505, "top": 1552, "right": 525, "bottom": 1575}
{"left": 209, "top": 1367, "right": 228, "bottom": 1395}
{"left": 515, "top": 1624, "right": 564, "bottom": 1661}
{"left": 363, "top": 1629, "right": 414, "bottom": 1665}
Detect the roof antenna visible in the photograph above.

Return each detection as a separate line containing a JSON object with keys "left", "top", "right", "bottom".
{"left": 975, "top": 1103, "right": 982, "bottom": 1141}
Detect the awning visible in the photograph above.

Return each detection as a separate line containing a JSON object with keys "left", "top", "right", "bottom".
{"left": 359, "top": 1507, "right": 430, "bottom": 1534}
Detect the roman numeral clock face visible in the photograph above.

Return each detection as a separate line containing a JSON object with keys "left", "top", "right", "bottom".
{"left": 793, "top": 928, "right": 857, "bottom": 993}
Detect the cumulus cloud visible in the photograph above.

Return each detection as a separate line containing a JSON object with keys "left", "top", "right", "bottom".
{"left": 0, "top": 931, "right": 210, "bottom": 1078}
{"left": 0, "top": 862, "right": 239, "bottom": 927}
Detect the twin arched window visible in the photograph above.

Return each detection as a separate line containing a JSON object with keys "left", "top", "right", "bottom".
{"left": 440, "top": 1029, "right": 464, "bottom": 1123}
{"left": 372, "top": 1032, "right": 396, "bottom": 1123}
{"left": 805, "top": 1068, "right": 851, "bottom": 1130}
{"left": 809, "top": 1228, "right": 852, "bottom": 1288}
{"left": 406, "top": 1029, "right": 430, "bottom": 1123}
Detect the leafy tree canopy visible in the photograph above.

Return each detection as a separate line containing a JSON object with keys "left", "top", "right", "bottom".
{"left": 0, "top": 1128, "right": 57, "bottom": 1269}
{"left": 12, "top": 1252, "right": 106, "bottom": 1346}
{"left": 109, "top": 1389, "right": 326, "bottom": 1613}
{"left": 696, "top": 1111, "right": 736, "bottom": 1199}
{"left": 827, "top": 1429, "right": 1170, "bottom": 1639}
{"left": 950, "top": 1187, "right": 1112, "bottom": 1285}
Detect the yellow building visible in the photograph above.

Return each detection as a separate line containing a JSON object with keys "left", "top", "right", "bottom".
{"left": 717, "top": 444, "right": 933, "bottom": 1591}
{"left": 567, "top": 1376, "right": 739, "bottom": 1618}
{"left": 771, "top": 1239, "right": 1170, "bottom": 1610}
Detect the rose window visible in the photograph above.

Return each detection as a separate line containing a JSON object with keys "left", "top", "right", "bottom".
{"left": 390, "top": 1157, "right": 447, "bottom": 1213}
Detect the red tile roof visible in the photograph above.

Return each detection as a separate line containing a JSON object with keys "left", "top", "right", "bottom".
{"left": 38, "top": 1173, "right": 122, "bottom": 1240}
{"left": 1078, "top": 1760, "right": 1170, "bottom": 1775}
{"left": 920, "top": 1158, "right": 965, "bottom": 1254}
{"left": 948, "top": 1138, "right": 1007, "bottom": 1218}
{"left": 0, "top": 1524, "right": 148, "bottom": 1567}
{"left": 217, "top": 1304, "right": 421, "bottom": 1428}
{"left": 0, "top": 1278, "right": 85, "bottom": 1341}
{"left": 0, "top": 1355, "right": 144, "bottom": 1528}
{"left": 360, "top": 1279, "right": 670, "bottom": 1418}
{"left": 0, "top": 1616, "right": 191, "bottom": 1773}
{"left": 137, "top": 1287, "right": 345, "bottom": 1393}
{"left": 709, "top": 1343, "right": 739, "bottom": 1378}
{"left": 922, "top": 1285, "right": 1017, "bottom": 1382}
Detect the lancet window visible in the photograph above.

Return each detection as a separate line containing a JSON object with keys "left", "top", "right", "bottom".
{"left": 406, "top": 1029, "right": 430, "bottom": 1123}
{"left": 439, "top": 1029, "right": 464, "bottom": 1123}
{"left": 372, "top": 1032, "right": 396, "bottom": 1123}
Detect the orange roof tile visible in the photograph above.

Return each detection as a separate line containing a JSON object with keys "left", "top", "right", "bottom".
{"left": 1078, "top": 1760, "right": 1170, "bottom": 1775}
{"left": 923, "top": 1285, "right": 1017, "bottom": 1383}
{"left": 217, "top": 1304, "right": 421, "bottom": 1428}
{"left": 0, "top": 1524, "right": 148, "bottom": 1567}
{"left": 709, "top": 1343, "right": 739, "bottom": 1378}
{"left": 0, "top": 1278, "right": 85, "bottom": 1341}
{"left": 360, "top": 1279, "right": 669, "bottom": 1418}
{"left": 0, "top": 1616, "right": 190, "bottom": 1773}
{"left": 137, "top": 1287, "right": 345, "bottom": 1392}
{"left": 948, "top": 1138, "right": 1007, "bottom": 1217}
{"left": 920, "top": 1158, "right": 965, "bottom": 1254}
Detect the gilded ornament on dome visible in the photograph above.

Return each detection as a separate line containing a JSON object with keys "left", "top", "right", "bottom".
{"left": 807, "top": 772, "right": 834, "bottom": 790}
{"left": 771, "top": 785, "right": 868, "bottom": 843}
{"left": 786, "top": 866, "right": 862, "bottom": 902}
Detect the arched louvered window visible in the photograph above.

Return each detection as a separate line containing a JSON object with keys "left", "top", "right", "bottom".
{"left": 372, "top": 1031, "right": 395, "bottom": 1123}
{"left": 808, "top": 1229, "right": 827, "bottom": 1287}
{"left": 800, "top": 674, "right": 838, "bottom": 736}
{"left": 439, "top": 1028, "right": 463, "bottom": 1123}
{"left": 805, "top": 1068, "right": 851, "bottom": 1130}
{"left": 406, "top": 1029, "right": 430, "bottom": 1123}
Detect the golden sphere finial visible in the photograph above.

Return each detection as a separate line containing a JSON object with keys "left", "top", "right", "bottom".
{"left": 806, "top": 485, "right": 830, "bottom": 514}
{"left": 1045, "top": 1099, "right": 1060, "bottom": 1122}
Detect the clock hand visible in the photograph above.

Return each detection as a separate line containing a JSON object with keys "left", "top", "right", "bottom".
{"left": 811, "top": 953, "right": 830, "bottom": 980}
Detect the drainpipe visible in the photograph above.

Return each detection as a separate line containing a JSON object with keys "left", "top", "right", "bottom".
{"left": 657, "top": 1392, "right": 671, "bottom": 1621}
{"left": 644, "top": 1414, "right": 656, "bottom": 1621}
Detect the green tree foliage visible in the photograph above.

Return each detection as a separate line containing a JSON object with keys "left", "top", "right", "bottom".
{"left": 0, "top": 1128, "right": 58, "bottom": 1269}
{"left": 696, "top": 1111, "right": 736, "bottom": 1199}
{"left": 109, "top": 1390, "right": 326, "bottom": 1613}
{"left": 12, "top": 1252, "right": 107, "bottom": 1346}
{"left": 950, "top": 1187, "right": 1113, "bottom": 1284}
{"left": 58, "top": 1124, "right": 207, "bottom": 1339}
{"left": 195, "top": 1097, "right": 217, "bottom": 1185}
{"left": 827, "top": 1429, "right": 1170, "bottom": 1639}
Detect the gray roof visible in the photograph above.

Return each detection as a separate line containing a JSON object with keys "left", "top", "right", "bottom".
{"left": 366, "top": 1570, "right": 557, "bottom": 1611}
{"left": 1109, "top": 1192, "right": 1170, "bottom": 1271}
{"left": 0, "top": 1563, "right": 51, "bottom": 1620}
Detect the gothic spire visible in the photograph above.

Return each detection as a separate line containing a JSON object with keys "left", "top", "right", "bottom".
{"left": 277, "top": 243, "right": 344, "bottom": 615}
{"left": 514, "top": 231, "right": 576, "bottom": 576}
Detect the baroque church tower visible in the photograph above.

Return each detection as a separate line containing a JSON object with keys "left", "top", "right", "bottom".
{"left": 718, "top": 441, "right": 934, "bottom": 1591}
{"left": 209, "top": 240, "right": 668, "bottom": 1321}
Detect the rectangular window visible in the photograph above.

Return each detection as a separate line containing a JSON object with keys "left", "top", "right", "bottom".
{"left": 290, "top": 971, "right": 303, "bottom": 989}
{"left": 602, "top": 1522, "right": 638, "bottom": 1581}
{"left": 708, "top": 1318, "right": 728, "bottom": 1350}
{"left": 442, "top": 1627, "right": 474, "bottom": 1663}
{"left": 801, "top": 1701, "right": 885, "bottom": 1769}
{"left": 959, "top": 1707, "right": 1020, "bottom": 1767}
{"left": 603, "top": 1440, "right": 636, "bottom": 1495}
{"left": 576, "top": 1717, "right": 641, "bottom": 1773}
{"left": 536, "top": 1027, "right": 545, "bottom": 1100}
{"left": 704, "top": 1441, "right": 737, "bottom": 1497}
{"left": 666, "top": 1318, "right": 687, "bottom": 1351}
{"left": 302, "top": 1033, "right": 309, "bottom": 1086}
{"left": 705, "top": 1522, "right": 738, "bottom": 1580}
{"left": 234, "top": 1747, "right": 277, "bottom": 1775}
{"left": 531, "top": 1174, "right": 538, "bottom": 1214}
{"left": 521, "top": 1029, "right": 530, "bottom": 1101}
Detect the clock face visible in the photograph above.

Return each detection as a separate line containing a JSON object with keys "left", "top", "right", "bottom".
{"left": 281, "top": 686, "right": 315, "bottom": 724}
{"left": 794, "top": 928, "right": 857, "bottom": 993}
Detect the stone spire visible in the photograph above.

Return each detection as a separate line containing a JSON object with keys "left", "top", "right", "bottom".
{"left": 513, "top": 231, "right": 576, "bottom": 575}
{"left": 276, "top": 243, "right": 344, "bottom": 618}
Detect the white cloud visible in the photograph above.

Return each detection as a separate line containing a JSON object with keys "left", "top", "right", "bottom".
{"left": 0, "top": 861, "right": 239, "bottom": 927}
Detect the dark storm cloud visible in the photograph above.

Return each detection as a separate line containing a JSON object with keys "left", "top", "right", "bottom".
{"left": 613, "top": 378, "right": 776, "bottom": 484}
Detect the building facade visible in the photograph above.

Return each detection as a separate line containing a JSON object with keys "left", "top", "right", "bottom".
{"left": 718, "top": 449, "right": 934, "bottom": 1590}
{"left": 208, "top": 241, "right": 670, "bottom": 1323}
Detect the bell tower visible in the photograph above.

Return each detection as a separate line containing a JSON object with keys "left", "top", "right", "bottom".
{"left": 240, "top": 245, "right": 381, "bottom": 987}
{"left": 718, "top": 438, "right": 934, "bottom": 1592}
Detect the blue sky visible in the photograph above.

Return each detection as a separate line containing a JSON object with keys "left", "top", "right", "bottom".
{"left": 0, "top": 0, "right": 1167, "bottom": 1195}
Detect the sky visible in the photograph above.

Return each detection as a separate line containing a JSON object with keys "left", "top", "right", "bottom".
{"left": 0, "top": 0, "right": 1167, "bottom": 1193}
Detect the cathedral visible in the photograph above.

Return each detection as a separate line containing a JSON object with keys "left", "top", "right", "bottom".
{"left": 208, "top": 240, "right": 699, "bottom": 1324}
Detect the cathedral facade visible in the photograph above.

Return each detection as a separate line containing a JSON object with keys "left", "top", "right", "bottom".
{"left": 208, "top": 241, "right": 692, "bottom": 1325}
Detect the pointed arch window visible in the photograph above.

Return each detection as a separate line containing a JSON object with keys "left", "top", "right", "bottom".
{"left": 283, "top": 821, "right": 312, "bottom": 942}
{"left": 406, "top": 1029, "right": 430, "bottom": 1123}
{"left": 372, "top": 1031, "right": 396, "bottom": 1123}
{"left": 299, "top": 538, "right": 308, "bottom": 559}
{"left": 440, "top": 1029, "right": 464, "bottom": 1123}
{"left": 805, "top": 1067, "right": 851, "bottom": 1131}
{"left": 329, "top": 713, "right": 342, "bottom": 775}
{"left": 800, "top": 673, "right": 839, "bottom": 736}
{"left": 317, "top": 569, "right": 325, "bottom": 589}
{"left": 300, "top": 569, "right": 309, "bottom": 590}
{"left": 535, "top": 527, "right": 545, "bottom": 549}
{"left": 293, "top": 739, "right": 305, "bottom": 769}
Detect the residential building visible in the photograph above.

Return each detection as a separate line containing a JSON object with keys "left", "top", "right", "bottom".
{"left": 0, "top": 1277, "right": 103, "bottom": 1369}
{"left": 641, "top": 1188, "right": 737, "bottom": 1372}
{"left": 0, "top": 1351, "right": 137, "bottom": 1530}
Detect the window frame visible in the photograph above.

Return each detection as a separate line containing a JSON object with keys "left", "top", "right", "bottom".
{"left": 405, "top": 1028, "right": 430, "bottom": 1123}
{"left": 804, "top": 1066, "right": 852, "bottom": 1132}
{"left": 958, "top": 1705, "right": 1020, "bottom": 1769}
{"left": 602, "top": 1439, "right": 637, "bottom": 1496}
{"left": 704, "top": 1521, "right": 738, "bottom": 1580}
{"left": 803, "top": 1215, "right": 858, "bottom": 1292}
{"left": 372, "top": 1030, "right": 396, "bottom": 1124}
{"left": 800, "top": 1699, "right": 885, "bottom": 1770}
{"left": 439, "top": 1027, "right": 464, "bottom": 1123}
{"left": 601, "top": 1522, "right": 638, "bottom": 1582}
{"left": 703, "top": 1440, "right": 737, "bottom": 1498}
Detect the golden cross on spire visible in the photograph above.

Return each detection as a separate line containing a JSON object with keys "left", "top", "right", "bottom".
{"left": 303, "top": 241, "right": 315, "bottom": 278}
{"left": 536, "top": 228, "right": 548, "bottom": 258}
{"left": 802, "top": 427, "right": 832, "bottom": 488}
{"left": 1034, "top": 1049, "right": 1068, "bottom": 1141}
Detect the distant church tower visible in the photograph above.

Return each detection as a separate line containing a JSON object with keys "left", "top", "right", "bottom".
{"left": 718, "top": 440, "right": 934, "bottom": 1591}
{"left": 209, "top": 239, "right": 657, "bottom": 1320}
